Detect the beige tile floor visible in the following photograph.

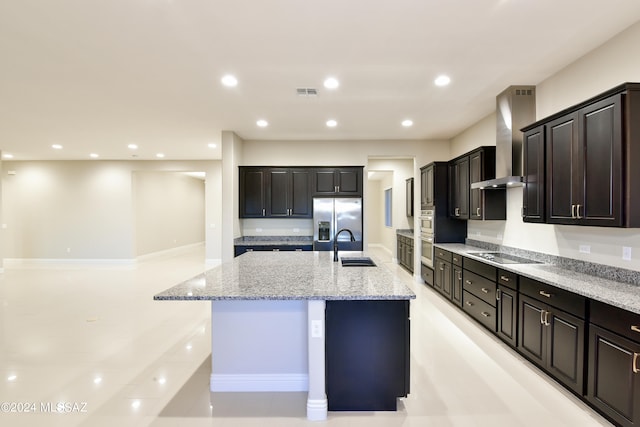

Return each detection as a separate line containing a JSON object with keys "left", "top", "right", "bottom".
{"left": 0, "top": 245, "right": 612, "bottom": 426}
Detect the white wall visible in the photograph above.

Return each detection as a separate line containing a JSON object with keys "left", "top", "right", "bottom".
{"left": 452, "top": 20, "right": 640, "bottom": 271}
{"left": 133, "top": 172, "right": 205, "bottom": 257}
{"left": 2, "top": 160, "right": 218, "bottom": 261}
{"left": 366, "top": 179, "right": 382, "bottom": 245}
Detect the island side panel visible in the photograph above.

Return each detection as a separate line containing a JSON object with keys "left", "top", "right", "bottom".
{"left": 210, "top": 300, "right": 308, "bottom": 391}
{"left": 307, "top": 299, "right": 328, "bottom": 421}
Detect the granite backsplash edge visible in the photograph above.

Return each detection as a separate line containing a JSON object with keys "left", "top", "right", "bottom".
{"left": 465, "top": 238, "right": 640, "bottom": 286}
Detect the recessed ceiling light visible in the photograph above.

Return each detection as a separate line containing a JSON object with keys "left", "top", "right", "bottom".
{"left": 128, "top": 144, "right": 138, "bottom": 150}
{"left": 52, "top": 144, "right": 63, "bottom": 150}
{"left": 156, "top": 153, "right": 165, "bottom": 158}
{"left": 7, "top": 374, "right": 17, "bottom": 381}
{"left": 3, "top": 153, "right": 14, "bottom": 159}
{"left": 323, "top": 77, "right": 339, "bottom": 89}
{"left": 221, "top": 74, "right": 238, "bottom": 87}
{"left": 93, "top": 376, "right": 103, "bottom": 384}
{"left": 402, "top": 119, "right": 413, "bottom": 127}
{"left": 326, "top": 119, "right": 338, "bottom": 128}
{"left": 90, "top": 153, "right": 99, "bottom": 159}
{"left": 256, "top": 119, "right": 269, "bottom": 128}
{"left": 208, "top": 143, "right": 217, "bottom": 148}
{"left": 434, "top": 75, "right": 451, "bottom": 87}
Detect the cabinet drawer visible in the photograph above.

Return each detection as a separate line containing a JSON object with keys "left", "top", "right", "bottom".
{"left": 591, "top": 299, "right": 640, "bottom": 342}
{"left": 421, "top": 264, "right": 434, "bottom": 287}
{"left": 451, "top": 253, "right": 463, "bottom": 267}
{"left": 463, "top": 290, "right": 496, "bottom": 331}
{"left": 463, "top": 270, "right": 496, "bottom": 306}
{"left": 434, "top": 248, "right": 452, "bottom": 263}
{"left": 497, "top": 269, "right": 518, "bottom": 291}
{"left": 520, "top": 277, "right": 586, "bottom": 319}
{"left": 463, "top": 257, "right": 497, "bottom": 281}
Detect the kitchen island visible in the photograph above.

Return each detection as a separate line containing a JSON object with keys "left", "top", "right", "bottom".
{"left": 154, "top": 250, "right": 415, "bottom": 421}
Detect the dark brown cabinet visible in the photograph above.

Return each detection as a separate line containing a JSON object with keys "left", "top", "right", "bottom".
{"left": 240, "top": 166, "right": 362, "bottom": 218}
{"left": 587, "top": 301, "right": 640, "bottom": 427}
{"left": 517, "top": 277, "right": 586, "bottom": 395}
{"left": 462, "top": 257, "right": 497, "bottom": 331}
{"left": 450, "top": 146, "right": 504, "bottom": 220}
{"left": 397, "top": 234, "right": 414, "bottom": 274}
{"left": 420, "top": 163, "right": 434, "bottom": 209}
{"left": 451, "top": 254, "right": 463, "bottom": 307}
{"left": 546, "top": 95, "right": 622, "bottom": 226}
{"left": 268, "top": 168, "right": 312, "bottom": 218}
{"left": 434, "top": 249, "right": 452, "bottom": 299}
{"left": 449, "top": 156, "right": 469, "bottom": 219}
{"left": 522, "top": 83, "right": 640, "bottom": 227}
{"left": 239, "top": 167, "right": 267, "bottom": 218}
{"left": 313, "top": 167, "right": 363, "bottom": 196}
{"left": 522, "top": 125, "right": 546, "bottom": 223}
{"left": 496, "top": 270, "right": 518, "bottom": 348}
{"left": 406, "top": 178, "right": 414, "bottom": 217}
{"left": 326, "top": 300, "right": 410, "bottom": 411}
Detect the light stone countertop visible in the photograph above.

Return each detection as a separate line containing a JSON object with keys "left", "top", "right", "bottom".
{"left": 154, "top": 251, "right": 416, "bottom": 301}
{"left": 436, "top": 243, "right": 640, "bottom": 315}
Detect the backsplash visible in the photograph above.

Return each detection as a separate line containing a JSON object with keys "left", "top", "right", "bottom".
{"left": 466, "top": 239, "right": 640, "bottom": 286}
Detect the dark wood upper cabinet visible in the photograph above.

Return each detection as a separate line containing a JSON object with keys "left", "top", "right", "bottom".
{"left": 449, "top": 146, "right": 504, "bottom": 220}
{"left": 449, "top": 156, "right": 469, "bottom": 219}
{"left": 420, "top": 164, "right": 434, "bottom": 208}
{"left": 523, "top": 82, "right": 640, "bottom": 227}
{"left": 267, "top": 168, "right": 312, "bottom": 218}
{"left": 522, "top": 125, "right": 545, "bottom": 223}
{"left": 312, "top": 167, "right": 363, "bottom": 196}
{"left": 239, "top": 167, "right": 267, "bottom": 218}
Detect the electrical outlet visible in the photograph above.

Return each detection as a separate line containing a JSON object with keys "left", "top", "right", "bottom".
{"left": 579, "top": 245, "right": 591, "bottom": 254}
{"left": 623, "top": 246, "right": 632, "bottom": 261}
{"left": 311, "top": 320, "right": 323, "bottom": 338}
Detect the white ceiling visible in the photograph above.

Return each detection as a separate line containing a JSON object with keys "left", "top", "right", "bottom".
{"left": 2, "top": 0, "right": 640, "bottom": 161}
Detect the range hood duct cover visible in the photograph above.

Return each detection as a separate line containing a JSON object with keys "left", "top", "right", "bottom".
{"left": 471, "top": 85, "right": 536, "bottom": 189}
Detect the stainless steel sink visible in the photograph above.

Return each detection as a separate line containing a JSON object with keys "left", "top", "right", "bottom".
{"left": 340, "top": 257, "right": 377, "bottom": 267}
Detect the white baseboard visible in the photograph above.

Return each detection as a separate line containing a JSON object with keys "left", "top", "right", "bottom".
{"left": 210, "top": 373, "right": 309, "bottom": 392}
{"left": 4, "top": 258, "right": 136, "bottom": 269}
{"left": 306, "top": 398, "right": 328, "bottom": 421}
{"left": 136, "top": 242, "right": 205, "bottom": 262}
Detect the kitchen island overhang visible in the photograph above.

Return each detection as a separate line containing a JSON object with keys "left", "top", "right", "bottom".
{"left": 154, "top": 251, "right": 415, "bottom": 421}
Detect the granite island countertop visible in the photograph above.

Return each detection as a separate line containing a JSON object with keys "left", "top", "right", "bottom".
{"left": 154, "top": 251, "right": 416, "bottom": 301}
{"left": 436, "top": 243, "right": 640, "bottom": 315}
{"left": 233, "top": 236, "right": 313, "bottom": 246}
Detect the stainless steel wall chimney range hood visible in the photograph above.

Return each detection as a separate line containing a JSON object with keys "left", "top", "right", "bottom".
{"left": 471, "top": 85, "right": 536, "bottom": 189}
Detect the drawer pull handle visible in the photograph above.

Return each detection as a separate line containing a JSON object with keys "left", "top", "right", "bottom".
{"left": 571, "top": 204, "right": 576, "bottom": 219}
{"left": 440, "top": 266, "right": 445, "bottom": 271}
{"left": 457, "top": 272, "right": 462, "bottom": 280}
{"left": 544, "top": 310, "right": 551, "bottom": 326}
{"left": 576, "top": 204, "right": 582, "bottom": 219}
{"left": 481, "top": 312, "right": 490, "bottom": 318}
{"left": 496, "top": 289, "right": 501, "bottom": 301}
{"left": 481, "top": 287, "right": 489, "bottom": 294}
{"left": 500, "top": 275, "right": 510, "bottom": 282}
{"left": 453, "top": 257, "right": 459, "bottom": 262}
{"left": 466, "top": 301, "right": 474, "bottom": 307}
{"left": 539, "top": 290, "right": 552, "bottom": 298}
{"left": 540, "top": 309, "right": 545, "bottom": 325}
{"left": 634, "top": 353, "right": 640, "bottom": 374}
{"left": 465, "top": 280, "right": 472, "bottom": 285}
{"left": 631, "top": 326, "right": 640, "bottom": 334}
{"left": 476, "top": 207, "right": 481, "bottom": 216}
{"left": 246, "top": 248, "right": 254, "bottom": 252}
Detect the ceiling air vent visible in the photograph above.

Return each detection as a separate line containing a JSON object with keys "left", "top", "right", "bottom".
{"left": 296, "top": 88, "right": 318, "bottom": 97}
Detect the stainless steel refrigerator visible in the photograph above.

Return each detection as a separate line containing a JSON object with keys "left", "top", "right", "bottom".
{"left": 313, "top": 197, "right": 363, "bottom": 251}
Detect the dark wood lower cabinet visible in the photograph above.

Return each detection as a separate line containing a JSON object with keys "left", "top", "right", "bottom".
{"left": 434, "top": 259, "right": 452, "bottom": 299}
{"left": 452, "top": 265, "right": 463, "bottom": 307}
{"left": 518, "top": 295, "right": 585, "bottom": 395}
{"left": 496, "top": 284, "right": 518, "bottom": 348}
{"left": 325, "top": 300, "right": 410, "bottom": 411}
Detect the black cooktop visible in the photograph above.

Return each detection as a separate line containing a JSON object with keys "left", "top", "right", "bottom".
{"left": 469, "top": 252, "right": 541, "bottom": 264}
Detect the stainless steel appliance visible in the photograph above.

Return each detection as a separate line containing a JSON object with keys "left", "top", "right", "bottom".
{"left": 313, "top": 198, "right": 363, "bottom": 251}
{"left": 419, "top": 209, "right": 435, "bottom": 267}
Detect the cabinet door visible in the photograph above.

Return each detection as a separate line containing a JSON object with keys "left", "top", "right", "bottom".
{"left": 290, "top": 169, "right": 312, "bottom": 217}
{"left": 523, "top": 125, "right": 545, "bottom": 223}
{"left": 449, "top": 157, "right": 469, "bottom": 219}
{"left": 441, "top": 261, "right": 451, "bottom": 299}
{"left": 434, "top": 260, "right": 445, "bottom": 293}
{"left": 268, "top": 169, "right": 290, "bottom": 217}
{"left": 469, "top": 150, "right": 483, "bottom": 220}
{"left": 239, "top": 168, "right": 266, "bottom": 217}
{"left": 452, "top": 266, "right": 463, "bottom": 307}
{"left": 314, "top": 169, "right": 337, "bottom": 194}
{"left": 547, "top": 309, "right": 585, "bottom": 394}
{"left": 421, "top": 164, "right": 434, "bottom": 208}
{"left": 518, "top": 295, "right": 546, "bottom": 367}
{"left": 587, "top": 325, "right": 640, "bottom": 427}
{"left": 407, "top": 240, "right": 414, "bottom": 273}
{"left": 336, "top": 168, "right": 361, "bottom": 194}
{"left": 578, "top": 94, "right": 623, "bottom": 226}
{"left": 406, "top": 178, "right": 414, "bottom": 217}
{"left": 546, "top": 114, "right": 578, "bottom": 224}
{"left": 497, "top": 285, "right": 518, "bottom": 348}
